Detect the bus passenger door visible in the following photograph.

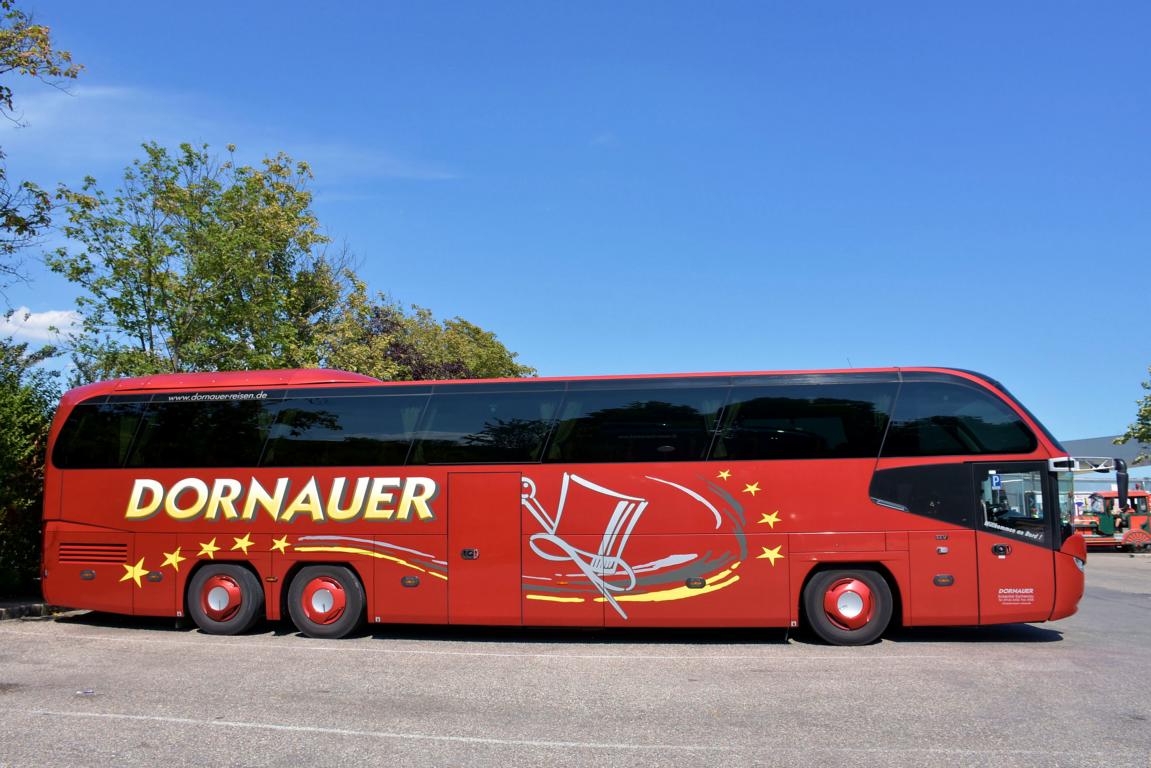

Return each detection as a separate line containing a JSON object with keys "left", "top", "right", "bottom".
{"left": 448, "top": 472, "right": 522, "bottom": 625}
{"left": 973, "top": 463, "right": 1055, "bottom": 624}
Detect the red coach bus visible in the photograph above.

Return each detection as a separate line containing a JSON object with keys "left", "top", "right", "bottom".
{"left": 40, "top": 367, "right": 1123, "bottom": 645}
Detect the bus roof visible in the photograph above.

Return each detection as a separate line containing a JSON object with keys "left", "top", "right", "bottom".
{"left": 58, "top": 365, "right": 1033, "bottom": 395}
{"left": 60, "top": 366, "right": 1006, "bottom": 397}
{"left": 61, "top": 368, "right": 381, "bottom": 401}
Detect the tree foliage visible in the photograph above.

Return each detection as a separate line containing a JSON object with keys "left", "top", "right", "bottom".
{"left": 324, "top": 279, "right": 535, "bottom": 381}
{"left": 49, "top": 142, "right": 534, "bottom": 384}
{"left": 0, "top": 0, "right": 82, "bottom": 287}
{"left": 0, "top": 1, "right": 77, "bottom": 594}
{"left": 0, "top": 334, "right": 58, "bottom": 593}
{"left": 1118, "top": 365, "right": 1151, "bottom": 463}
{"left": 48, "top": 143, "right": 350, "bottom": 381}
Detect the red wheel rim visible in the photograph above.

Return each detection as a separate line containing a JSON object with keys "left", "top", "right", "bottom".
{"left": 301, "top": 576, "right": 347, "bottom": 625}
{"left": 201, "top": 574, "right": 243, "bottom": 622}
{"left": 822, "top": 577, "right": 874, "bottom": 631}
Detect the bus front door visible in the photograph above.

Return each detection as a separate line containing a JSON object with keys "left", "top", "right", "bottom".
{"left": 973, "top": 463, "right": 1056, "bottom": 624}
{"left": 447, "top": 472, "right": 522, "bottom": 625}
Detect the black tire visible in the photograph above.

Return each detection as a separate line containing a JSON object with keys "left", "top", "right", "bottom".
{"left": 287, "top": 565, "right": 365, "bottom": 639}
{"left": 187, "top": 564, "right": 265, "bottom": 635}
{"left": 803, "top": 569, "right": 892, "bottom": 646}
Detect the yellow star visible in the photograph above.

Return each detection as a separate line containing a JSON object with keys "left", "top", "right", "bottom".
{"left": 198, "top": 538, "right": 220, "bottom": 559}
{"left": 758, "top": 511, "right": 781, "bottom": 528}
{"left": 717, "top": 470, "right": 732, "bottom": 481}
{"left": 271, "top": 535, "right": 290, "bottom": 554}
{"left": 743, "top": 482, "right": 761, "bottom": 496}
{"left": 119, "top": 557, "right": 148, "bottom": 588}
{"left": 756, "top": 545, "right": 784, "bottom": 566}
{"left": 161, "top": 548, "right": 186, "bottom": 572}
{"left": 231, "top": 533, "right": 255, "bottom": 555}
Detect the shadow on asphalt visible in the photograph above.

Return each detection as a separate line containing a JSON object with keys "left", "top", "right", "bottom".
{"left": 55, "top": 611, "right": 1063, "bottom": 645}
{"left": 883, "top": 623, "right": 1063, "bottom": 644}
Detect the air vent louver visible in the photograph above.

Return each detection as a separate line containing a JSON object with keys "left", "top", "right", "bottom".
{"left": 59, "top": 543, "right": 128, "bottom": 563}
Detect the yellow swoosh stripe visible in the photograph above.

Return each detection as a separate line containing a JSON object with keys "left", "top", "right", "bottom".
{"left": 294, "top": 546, "right": 449, "bottom": 580}
{"left": 596, "top": 570, "right": 741, "bottom": 604}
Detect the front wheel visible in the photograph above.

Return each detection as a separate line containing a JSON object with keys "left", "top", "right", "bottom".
{"left": 803, "top": 569, "right": 892, "bottom": 646}
{"left": 287, "top": 565, "right": 365, "bottom": 639}
{"left": 187, "top": 564, "right": 265, "bottom": 635}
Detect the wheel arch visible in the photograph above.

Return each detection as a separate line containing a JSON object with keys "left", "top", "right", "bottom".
{"left": 279, "top": 560, "right": 369, "bottom": 621}
{"left": 183, "top": 559, "right": 267, "bottom": 618}
{"left": 797, "top": 560, "right": 904, "bottom": 632}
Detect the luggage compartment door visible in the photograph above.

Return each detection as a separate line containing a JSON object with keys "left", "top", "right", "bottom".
{"left": 448, "top": 472, "right": 522, "bottom": 625}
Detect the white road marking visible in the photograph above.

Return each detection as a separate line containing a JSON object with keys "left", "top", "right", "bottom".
{"left": 0, "top": 626, "right": 949, "bottom": 661}
{"left": 28, "top": 710, "right": 727, "bottom": 751}
{"left": 19, "top": 710, "right": 1134, "bottom": 760}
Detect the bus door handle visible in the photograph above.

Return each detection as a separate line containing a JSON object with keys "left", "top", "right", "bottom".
{"left": 992, "top": 544, "right": 1011, "bottom": 557}
{"left": 460, "top": 548, "right": 480, "bottom": 560}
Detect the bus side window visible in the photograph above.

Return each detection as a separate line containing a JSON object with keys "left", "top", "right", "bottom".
{"left": 410, "top": 390, "right": 562, "bottom": 464}
{"left": 546, "top": 387, "right": 725, "bottom": 463}
{"left": 263, "top": 394, "right": 426, "bottom": 467}
{"left": 713, "top": 382, "right": 895, "bottom": 461}
{"left": 127, "top": 399, "right": 272, "bottom": 468}
{"left": 52, "top": 400, "right": 147, "bottom": 469}
{"left": 882, "top": 381, "right": 1037, "bottom": 457}
{"left": 978, "top": 470, "right": 1046, "bottom": 542}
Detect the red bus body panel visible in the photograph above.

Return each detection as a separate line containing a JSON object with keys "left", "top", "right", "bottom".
{"left": 40, "top": 366, "right": 1083, "bottom": 635}
{"left": 448, "top": 472, "right": 522, "bottom": 625}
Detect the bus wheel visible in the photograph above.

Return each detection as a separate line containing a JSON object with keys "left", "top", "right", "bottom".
{"left": 287, "top": 565, "right": 365, "bottom": 639}
{"left": 803, "top": 569, "right": 892, "bottom": 646}
{"left": 187, "top": 564, "right": 264, "bottom": 635}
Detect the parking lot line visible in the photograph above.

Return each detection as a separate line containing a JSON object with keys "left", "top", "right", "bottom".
{"left": 21, "top": 709, "right": 1134, "bottom": 763}
{"left": 0, "top": 625, "right": 949, "bottom": 662}
{"left": 28, "top": 709, "right": 731, "bottom": 752}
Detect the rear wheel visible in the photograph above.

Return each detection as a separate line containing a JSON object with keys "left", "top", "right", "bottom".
{"left": 187, "top": 564, "right": 264, "bottom": 635}
{"left": 803, "top": 569, "right": 892, "bottom": 646}
{"left": 287, "top": 565, "right": 365, "bottom": 639}
{"left": 1122, "top": 530, "right": 1151, "bottom": 552}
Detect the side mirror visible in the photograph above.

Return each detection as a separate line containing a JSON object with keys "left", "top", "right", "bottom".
{"left": 1116, "top": 459, "right": 1129, "bottom": 511}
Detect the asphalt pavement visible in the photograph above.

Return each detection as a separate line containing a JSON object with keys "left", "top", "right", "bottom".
{"left": 0, "top": 553, "right": 1148, "bottom": 768}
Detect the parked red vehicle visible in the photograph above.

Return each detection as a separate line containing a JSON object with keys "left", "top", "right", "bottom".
{"left": 41, "top": 367, "right": 1119, "bottom": 645}
{"left": 1072, "top": 489, "right": 1151, "bottom": 551}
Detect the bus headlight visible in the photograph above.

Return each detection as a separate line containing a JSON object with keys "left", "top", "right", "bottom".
{"left": 1074, "top": 557, "right": 1086, "bottom": 573}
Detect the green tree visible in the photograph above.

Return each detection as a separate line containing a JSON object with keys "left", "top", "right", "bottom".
{"left": 1117, "top": 365, "right": 1151, "bottom": 463}
{"left": 48, "top": 142, "right": 349, "bottom": 381}
{"left": 0, "top": 0, "right": 82, "bottom": 286}
{"left": 0, "top": 334, "right": 58, "bottom": 593}
{"left": 323, "top": 280, "right": 535, "bottom": 381}
{"left": 0, "top": 2, "right": 79, "bottom": 595}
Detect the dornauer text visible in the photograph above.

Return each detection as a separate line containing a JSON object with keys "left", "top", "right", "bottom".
{"left": 124, "top": 476, "right": 438, "bottom": 523}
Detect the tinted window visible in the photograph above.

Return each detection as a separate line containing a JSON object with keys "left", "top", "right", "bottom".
{"left": 546, "top": 387, "right": 726, "bottom": 463}
{"left": 53, "top": 401, "right": 146, "bottom": 469}
{"left": 882, "top": 381, "right": 1037, "bottom": 457}
{"left": 127, "top": 398, "right": 273, "bottom": 468}
{"left": 411, "top": 391, "right": 561, "bottom": 464}
{"left": 869, "top": 463, "right": 976, "bottom": 526}
{"left": 263, "top": 394, "right": 427, "bottom": 467}
{"left": 713, "top": 383, "right": 895, "bottom": 460}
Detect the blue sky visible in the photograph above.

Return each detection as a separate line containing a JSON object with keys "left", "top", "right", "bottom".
{"left": 1, "top": 1, "right": 1148, "bottom": 440}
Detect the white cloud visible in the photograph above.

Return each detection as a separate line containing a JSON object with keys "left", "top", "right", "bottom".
{"left": 2, "top": 84, "right": 458, "bottom": 187}
{"left": 1, "top": 307, "right": 80, "bottom": 341}
{"left": 590, "top": 132, "right": 619, "bottom": 148}
{"left": 297, "top": 143, "right": 458, "bottom": 183}
{"left": 3, "top": 85, "right": 219, "bottom": 175}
